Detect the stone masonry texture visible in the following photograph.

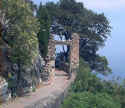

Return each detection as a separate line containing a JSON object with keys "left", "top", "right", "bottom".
{"left": 42, "top": 33, "right": 79, "bottom": 81}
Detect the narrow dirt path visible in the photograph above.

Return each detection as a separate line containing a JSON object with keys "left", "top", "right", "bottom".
{"left": 1, "top": 70, "right": 76, "bottom": 108}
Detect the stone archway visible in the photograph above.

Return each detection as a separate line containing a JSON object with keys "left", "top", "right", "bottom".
{"left": 42, "top": 33, "right": 79, "bottom": 82}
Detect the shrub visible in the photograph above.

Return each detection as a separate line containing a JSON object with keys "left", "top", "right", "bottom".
{"left": 62, "top": 92, "right": 121, "bottom": 108}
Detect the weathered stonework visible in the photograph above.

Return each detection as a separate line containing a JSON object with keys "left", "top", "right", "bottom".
{"left": 70, "top": 33, "right": 79, "bottom": 70}
{"left": 0, "top": 44, "right": 45, "bottom": 99}
{"left": 42, "top": 33, "right": 79, "bottom": 82}
{"left": 41, "top": 35, "right": 55, "bottom": 81}
{"left": 0, "top": 33, "right": 79, "bottom": 104}
{"left": 24, "top": 86, "right": 70, "bottom": 108}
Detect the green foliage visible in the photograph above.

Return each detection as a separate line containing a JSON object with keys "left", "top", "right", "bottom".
{"left": 37, "top": 3, "right": 51, "bottom": 58}
{"left": 102, "top": 80, "right": 125, "bottom": 108}
{"left": 62, "top": 92, "right": 121, "bottom": 108}
{"left": 93, "top": 56, "right": 112, "bottom": 75}
{"left": 45, "top": 0, "right": 111, "bottom": 75}
{"left": 62, "top": 58, "right": 125, "bottom": 108}
{"left": 72, "top": 58, "right": 105, "bottom": 93}
{"left": 1, "top": 0, "right": 40, "bottom": 90}
{"left": 2, "top": 0, "right": 40, "bottom": 65}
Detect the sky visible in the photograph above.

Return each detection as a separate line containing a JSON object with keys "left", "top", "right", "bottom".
{"left": 33, "top": 0, "right": 125, "bottom": 79}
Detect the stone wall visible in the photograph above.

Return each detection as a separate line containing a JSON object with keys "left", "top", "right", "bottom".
{"left": 25, "top": 89, "right": 68, "bottom": 108}
{"left": 42, "top": 33, "right": 79, "bottom": 81}
{"left": 0, "top": 44, "right": 45, "bottom": 97}
{"left": 41, "top": 35, "right": 55, "bottom": 81}
{"left": 70, "top": 33, "right": 79, "bottom": 70}
{"left": 0, "top": 33, "right": 79, "bottom": 103}
{"left": 22, "top": 54, "right": 45, "bottom": 88}
{"left": 24, "top": 75, "right": 75, "bottom": 108}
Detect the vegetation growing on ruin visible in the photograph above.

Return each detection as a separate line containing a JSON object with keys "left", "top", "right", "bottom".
{"left": 45, "top": 0, "right": 111, "bottom": 75}
{"left": 1, "top": 0, "right": 125, "bottom": 107}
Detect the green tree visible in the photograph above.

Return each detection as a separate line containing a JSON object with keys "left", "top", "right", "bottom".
{"left": 2, "top": 0, "right": 40, "bottom": 84}
{"left": 45, "top": 0, "right": 111, "bottom": 75}
{"left": 37, "top": 3, "right": 51, "bottom": 58}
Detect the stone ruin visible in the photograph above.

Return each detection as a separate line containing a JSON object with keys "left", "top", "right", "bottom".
{"left": 0, "top": 33, "right": 79, "bottom": 102}
{"left": 42, "top": 33, "right": 79, "bottom": 81}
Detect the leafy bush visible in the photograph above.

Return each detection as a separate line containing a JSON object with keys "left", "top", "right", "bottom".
{"left": 62, "top": 58, "right": 125, "bottom": 108}
{"left": 62, "top": 92, "right": 121, "bottom": 108}
{"left": 72, "top": 58, "right": 105, "bottom": 93}
{"left": 2, "top": 0, "right": 40, "bottom": 65}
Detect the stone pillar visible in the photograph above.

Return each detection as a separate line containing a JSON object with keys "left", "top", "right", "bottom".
{"left": 42, "top": 34, "right": 55, "bottom": 82}
{"left": 70, "top": 33, "right": 79, "bottom": 71}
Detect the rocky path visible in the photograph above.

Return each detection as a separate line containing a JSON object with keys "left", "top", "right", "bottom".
{"left": 1, "top": 70, "right": 76, "bottom": 108}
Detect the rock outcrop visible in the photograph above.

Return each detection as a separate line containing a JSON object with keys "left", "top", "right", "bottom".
{"left": 0, "top": 43, "right": 45, "bottom": 98}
